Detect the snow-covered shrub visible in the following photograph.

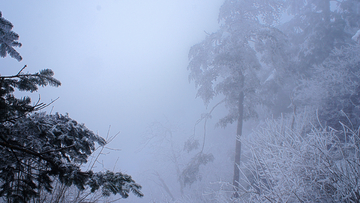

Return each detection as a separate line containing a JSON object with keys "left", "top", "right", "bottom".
{"left": 237, "top": 112, "right": 360, "bottom": 202}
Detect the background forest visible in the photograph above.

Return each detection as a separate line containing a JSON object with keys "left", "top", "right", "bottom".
{"left": 1, "top": 0, "right": 360, "bottom": 202}
{"left": 185, "top": 0, "right": 360, "bottom": 202}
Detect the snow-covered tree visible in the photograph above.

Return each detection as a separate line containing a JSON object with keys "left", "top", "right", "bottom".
{"left": 231, "top": 1, "right": 360, "bottom": 201}
{"left": 0, "top": 13, "right": 142, "bottom": 202}
{"left": 188, "top": 0, "right": 360, "bottom": 198}
{"left": 284, "top": 0, "right": 360, "bottom": 129}
{"left": 188, "top": 0, "right": 289, "bottom": 196}
{"left": 294, "top": 44, "right": 360, "bottom": 129}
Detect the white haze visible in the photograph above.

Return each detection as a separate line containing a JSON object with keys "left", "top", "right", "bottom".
{"left": 0, "top": 1, "right": 227, "bottom": 202}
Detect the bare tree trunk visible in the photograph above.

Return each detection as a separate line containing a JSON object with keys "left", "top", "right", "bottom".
{"left": 233, "top": 75, "right": 244, "bottom": 197}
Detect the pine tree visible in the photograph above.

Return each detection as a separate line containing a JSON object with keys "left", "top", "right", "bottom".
{"left": 0, "top": 12, "right": 143, "bottom": 202}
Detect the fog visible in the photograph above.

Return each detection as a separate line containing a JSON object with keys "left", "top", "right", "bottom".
{"left": 2, "top": 0, "right": 360, "bottom": 202}
{"left": 1, "top": 1, "right": 227, "bottom": 202}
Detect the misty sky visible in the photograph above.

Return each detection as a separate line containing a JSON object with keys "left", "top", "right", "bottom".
{"left": 1, "top": 1, "right": 226, "bottom": 201}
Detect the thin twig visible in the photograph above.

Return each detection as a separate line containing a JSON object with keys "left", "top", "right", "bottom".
{"left": 17, "top": 65, "right": 27, "bottom": 75}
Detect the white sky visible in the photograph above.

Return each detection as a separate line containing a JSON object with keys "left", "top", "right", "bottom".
{"left": 1, "top": 1, "right": 225, "bottom": 201}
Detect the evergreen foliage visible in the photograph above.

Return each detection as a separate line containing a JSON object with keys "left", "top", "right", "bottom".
{"left": 0, "top": 12, "right": 22, "bottom": 61}
{"left": 0, "top": 66, "right": 61, "bottom": 123}
{"left": 88, "top": 171, "right": 143, "bottom": 198}
{"left": 0, "top": 13, "right": 143, "bottom": 202}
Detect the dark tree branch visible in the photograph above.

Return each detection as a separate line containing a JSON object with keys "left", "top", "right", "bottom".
{"left": 0, "top": 141, "right": 56, "bottom": 166}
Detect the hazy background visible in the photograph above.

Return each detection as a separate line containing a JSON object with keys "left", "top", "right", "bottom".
{"left": 0, "top": 1, "right": 229, "bottom": 202}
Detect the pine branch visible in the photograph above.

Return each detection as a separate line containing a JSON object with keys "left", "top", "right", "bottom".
{"left": 39, "top": 144, "right": 76, "bottom": 155}
{"left": 0, "top": 97, "right": 59, "bottom": 123}
{"left": 0, "top": 65, "right": 41, "bottom": 79}
{"left": 0, "top": 141, "right": 50, "bottom": 161}
{"left": 0, "top": 73, "right": 41, "bottom": 79}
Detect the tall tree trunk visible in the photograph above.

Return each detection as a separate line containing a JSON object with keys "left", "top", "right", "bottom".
{"left": 233, "top": 74, "right": 244, "bottom": 197}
